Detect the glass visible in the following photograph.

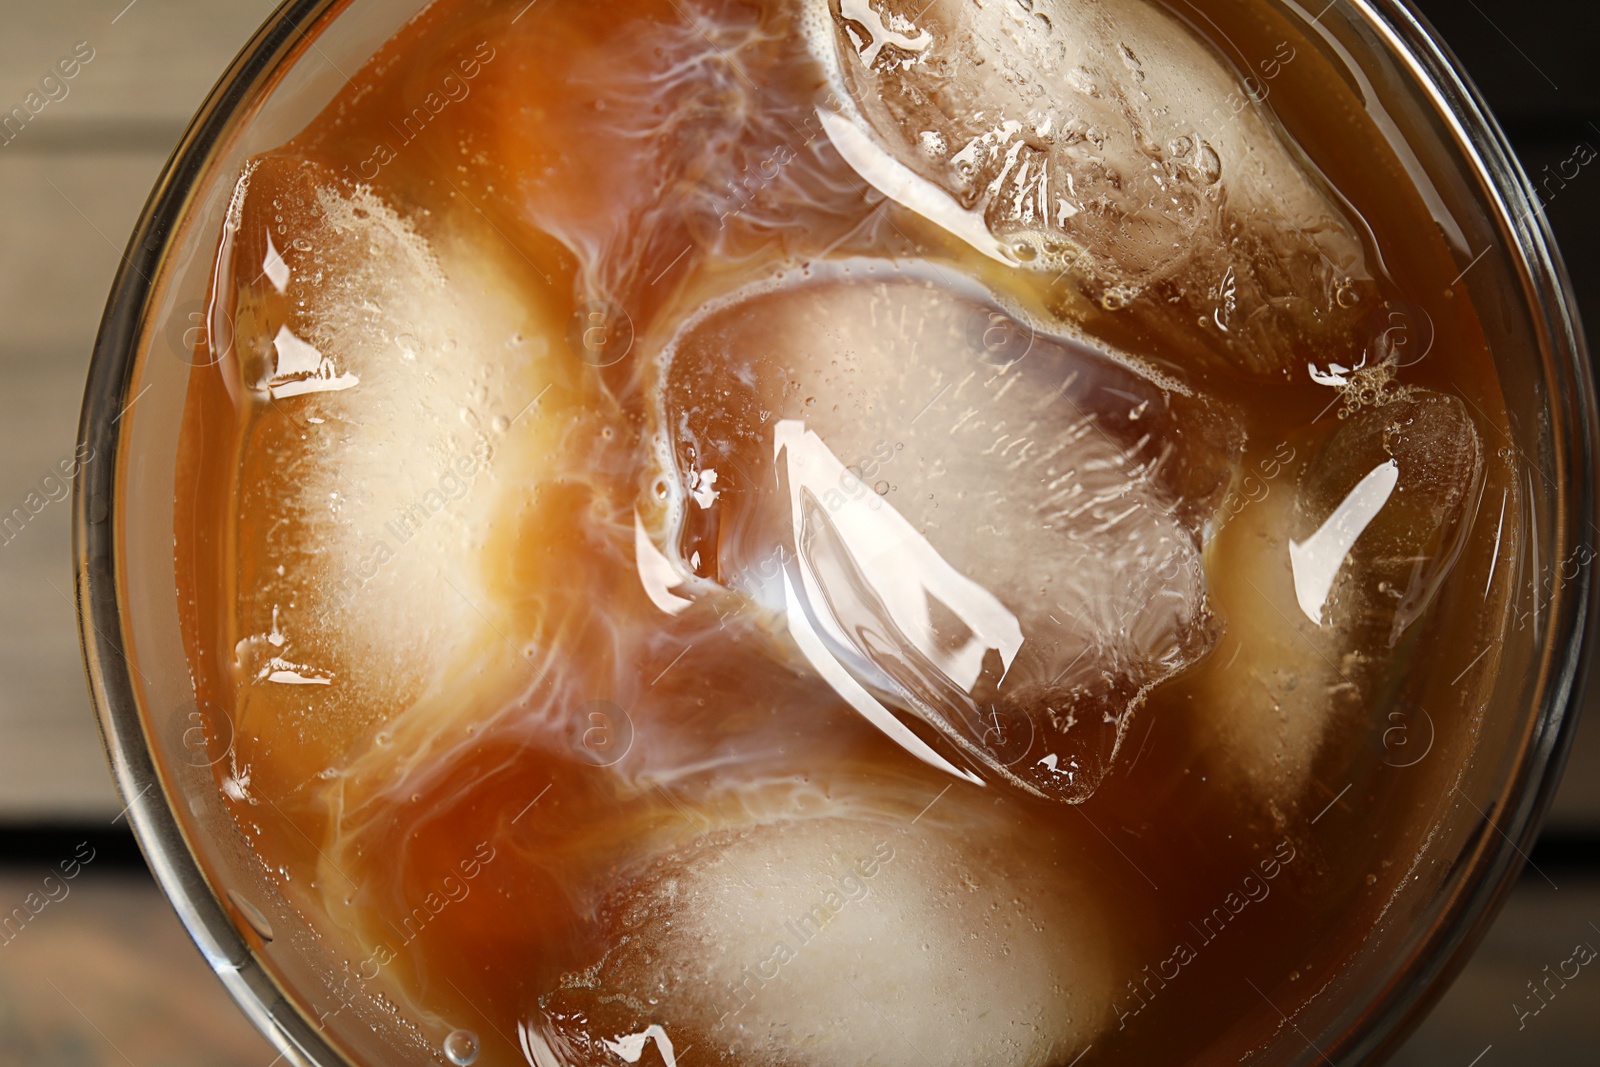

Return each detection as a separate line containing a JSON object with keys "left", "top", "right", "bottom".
{"left": 73, "top": 1, "right": 1596, "bottom": 1064}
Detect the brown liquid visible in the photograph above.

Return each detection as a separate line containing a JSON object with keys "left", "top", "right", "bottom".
{"left": 173, "top": 1, "right": 1519, "bottom": 1064}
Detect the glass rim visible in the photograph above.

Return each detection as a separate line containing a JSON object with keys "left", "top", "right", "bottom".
{"left": 71, "top": 1, "right": 1599, "bottom": 1064}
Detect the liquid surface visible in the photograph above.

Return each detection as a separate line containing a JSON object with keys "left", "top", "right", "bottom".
{"left": 172, "top": 1, "right": 1522, "bottom": 1064}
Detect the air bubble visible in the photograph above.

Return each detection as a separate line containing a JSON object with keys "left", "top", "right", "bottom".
{"left": 443, "top": 1028, "right": 480, "bottom": 1065}
{"left": 1100, "top": 285, "right": 1136, "bottom": 311}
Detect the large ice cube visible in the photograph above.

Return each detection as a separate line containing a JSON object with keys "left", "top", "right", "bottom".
{"left": 802, "top": 0, "right": 1373, "bottom": 376}
{"left": 647, "top": 260, "right": 1240, "bottom": 801}
{"left": 1195, "top": 390, "right": 1484, "bottom": 804}
{"left": 527, "top": 805, "right": 1122, "bottom": 1067}
{"left": 213, "top": 154, "right": 563, "bottom": 792}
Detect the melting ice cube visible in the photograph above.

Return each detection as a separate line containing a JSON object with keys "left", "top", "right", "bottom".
{"left": 213, "top": 154, "right": 560, "bottom": 785}
{"left": 1195, "top": 390, "right": 1484, "bottom": 802}
{"left": 650, "top": 260, "right": 1240, "bottom": 801}
{"left": 802, "top": 0, "right": 1374, "bottom": 376}
{"left": 529, "top": 805, "right": 1121, "bottom": 1067}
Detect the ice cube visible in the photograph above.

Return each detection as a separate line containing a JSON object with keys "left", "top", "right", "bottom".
{"left": 215, "top": 154, "right": 563, "bottom": 789}
{"left": 801, "top": 0, "right": 1373, "bottom": 376}
{"left": 528, "top": 803, "right": 1122, "bottom": 1067}
{"left": 648, "top": 260, "right": 1240, "bottom": 801}
{"left": 1194, "top": 390, "right": 1484, "bottom": 803}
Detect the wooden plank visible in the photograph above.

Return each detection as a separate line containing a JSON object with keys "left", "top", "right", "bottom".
{"left": 0, "top": 153, "right": 171, "bottom": 819}
{"left": 0, "top": 152, "right": 169, "bottom": 355}
{"left": 0, "top": 0, "right": 278, "bottom": 820}
{"left": 0, "top": 870, "right": 275, "bottom": 1065}
{"left": 1391, "top": 875, "right": 1600, "bottom": 1064}
{"left": 1549, "top": 705, "right": 1600, "bottom": 833}
{"left": 0, "top": 1, "right": 281, "bottom": 146}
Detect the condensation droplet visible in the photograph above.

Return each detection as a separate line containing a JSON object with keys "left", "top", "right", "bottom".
{"left": 443, "top": 1028, "right": 480, "bottom": 1065}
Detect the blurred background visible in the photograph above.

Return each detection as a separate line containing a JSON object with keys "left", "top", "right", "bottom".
{"left": 0, "top": 1, "right": 1595, "bottom": 1064}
